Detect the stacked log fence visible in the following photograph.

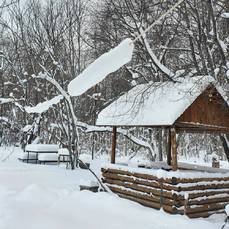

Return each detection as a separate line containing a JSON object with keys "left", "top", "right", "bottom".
{"left": 101, "top": 167, "right": 229, "bottom": 218}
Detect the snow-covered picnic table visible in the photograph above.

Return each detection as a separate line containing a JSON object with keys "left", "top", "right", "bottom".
{"left": 24, "top": 144, "right": 59, "bottom": 163}
{"left": 57, "top": 148, "right": 70, "bottom": 165}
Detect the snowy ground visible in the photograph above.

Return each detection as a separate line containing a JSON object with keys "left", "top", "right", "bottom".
{"left": 0, "top": 146, "right": 226, "bottom": 229}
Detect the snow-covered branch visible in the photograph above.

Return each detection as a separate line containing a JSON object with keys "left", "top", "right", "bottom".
{"left": 24, "top": 95, "right": 64, "bottom": 114}
{"left": 139, "top": 27, "right": 175, "bottom": 81}
{"left": 0, "top": 98, "right": 14, "bottom": 104}
{"left": 68, "top": 38, "right": 134, "bottom": 97}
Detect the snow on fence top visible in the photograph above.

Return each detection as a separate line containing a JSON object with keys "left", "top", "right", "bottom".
{"left": 96, "top": 75, "right": 220, "bottom": 126}
{"left": 25, "top": 144, "right": 59, "bottom": 152}
{"left": 68, "top": 38, "right": 134, "bottom": 96}
{"left": 25, "top": 95, "right": 63, "bottom": 114}
{"left": 104, "top": 163, "right": 229, "bottom": 179}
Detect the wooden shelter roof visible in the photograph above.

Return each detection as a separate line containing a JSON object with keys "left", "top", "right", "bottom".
{"left": 96, "top": 76, "right": 229, "bottom": 132}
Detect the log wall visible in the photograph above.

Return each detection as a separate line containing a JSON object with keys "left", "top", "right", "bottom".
{"left": 102, "top": 167, "right": 229, "bottom": 218}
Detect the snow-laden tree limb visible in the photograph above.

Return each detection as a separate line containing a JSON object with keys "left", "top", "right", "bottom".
{"left": 24, "top": 95, "right": 64, "bottom": 114}
{"left": 0, "top": 98, "right": 14, "bottom": 104}
{"left": 68, "top": 38, "right": 134, "bottom": 97}
{"left": 139, "top": 27, "right": 175, "bottom": 81}
{"left": 33, "top": 69, "right": 82, "bottom": 169}
{"left": 33, "top": 72, "right": 156, "bottom": 159}
{"left": 133, "top": 0, "right": 186, "bottom": 42}
{"left": 0, "top": 117, "right": 9, "bottom": 123}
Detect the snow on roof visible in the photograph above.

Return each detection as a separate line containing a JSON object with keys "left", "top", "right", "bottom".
{"left": 96, "top": 76, "right": 220, "bottom": 126}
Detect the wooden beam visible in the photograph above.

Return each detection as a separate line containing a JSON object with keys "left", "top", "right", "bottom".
{"left": 171, "top": 127, "right": 178, "bottom": 171}
{"left": 167, "top": 128, "right": 172, "bottom": 166}
{"left": 111, "top": 126, "right": 117, "bottom": 164}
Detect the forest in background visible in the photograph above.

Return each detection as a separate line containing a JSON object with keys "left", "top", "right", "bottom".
{"left": 0, "top": 0, "right": 228, "bottom": 167}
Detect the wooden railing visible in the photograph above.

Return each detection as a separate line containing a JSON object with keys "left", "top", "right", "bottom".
{"left": 102, "top": 167, "right": 229, "bottom": 218}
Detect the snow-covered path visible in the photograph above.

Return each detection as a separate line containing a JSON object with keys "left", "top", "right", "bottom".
{"left": 0, "top": 147, "right": 225, "bottom": 229}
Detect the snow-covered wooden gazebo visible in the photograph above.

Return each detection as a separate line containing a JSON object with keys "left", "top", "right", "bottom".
{"left": 96, "top": 76, "right": 229, "bottom": 218}
{"left": 96, "top": 76, "right": 229, "bottom": 171}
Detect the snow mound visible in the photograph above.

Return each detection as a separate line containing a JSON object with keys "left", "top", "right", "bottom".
{"left": 68, "top": 38, "right": 134, "bottom": 96}
{"left": 15, "top": 184, "right": 58, "bottom": 206}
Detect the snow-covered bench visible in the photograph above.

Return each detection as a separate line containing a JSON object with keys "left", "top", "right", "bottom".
{"left": 38, "top": 153, "right": 58, "bottom": 164}
{"left": 18, "top": 151, "right": 37, "bottom": 162}
{"left": 25, "top": 144, "right": 59, "bottom": 163}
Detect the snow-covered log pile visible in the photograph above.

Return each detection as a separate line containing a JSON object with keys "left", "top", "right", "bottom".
{"left": 102, "top": 165, "right": 229, "bottom": 218}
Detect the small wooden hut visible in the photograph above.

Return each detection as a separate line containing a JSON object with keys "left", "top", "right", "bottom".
{"left": 96, "top": 76, "right": 229, "bottom": 218}
{"left": 97, "top": 75, "right": 229, "bottom": 170}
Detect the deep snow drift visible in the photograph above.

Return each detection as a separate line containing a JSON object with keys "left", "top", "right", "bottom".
{"left": 0, "top": 146, "right": 226, "bottom": 229}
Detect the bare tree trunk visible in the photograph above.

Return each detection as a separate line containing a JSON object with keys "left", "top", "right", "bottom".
{"left": 220, "top": 134, "right": 229, "bottom": 161}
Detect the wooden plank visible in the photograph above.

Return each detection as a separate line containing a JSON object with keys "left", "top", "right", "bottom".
{"left": 185, "top": 202, "right": 227, "bottom": 214}
{"left": 101, "top": 168, "right": 175, "bottom": 184}
{"left": 102, "top": 167, "right": 229, "bottom": 184}
{"left": 102, "top": 172, "right": 180, "bottom": 191}
{"left": 108, "top": 185, "right": 161, "bottom": 204}
{"left": 188, "top": 190, "right": 229, "bottom": 199}
{"left": 179, "top": 182, "right": 229, "bottom": 192}
{"left": 111, "top": 126, "right": 117, "bottom": 164}
{"left": 187, "top": 209, "right": 224, "bottom": 218}
{"left": 167, "top": 128, "right": 172, "bottom": 166}
{"left": 107, "top": 184, "right": 184, "bottom": 207}
{"left": 102, "top": 178, "right": 174, "bottom": 199}
{"left": 171, "top": 128, "right": 178, "bottom": 171}
{"left": 172, "top": 176, "right": 229, "bottom": 184}
{"left": 118, "top": 193, "right": 161, "bottom": 209}
{"left": 188, "top": 195, "right": 229, "bottom": 206}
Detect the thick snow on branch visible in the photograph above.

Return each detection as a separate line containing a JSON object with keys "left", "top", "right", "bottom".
{"left": 25, "top": 95, "right": 63, "bottom": 114}
{"left": 0, "top": 98, "right": 14, "bottom": 104}
{"left": 0, "top": 117, "right": 9, "bottom": 122}
{"left": 68, "top": 38, "right": 134, "bottom": 96}
{"left": 34, "top": 71, "right": 88, "bottom": 129}
{"left": 221, "top": 13, "right": 229, "bottom": 18}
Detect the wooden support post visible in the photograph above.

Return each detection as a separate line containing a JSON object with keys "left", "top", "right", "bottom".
{"left": 171, "top": 127, "right": 178, "bottom": 171}
{"left": 111, "top": 126, "right": 117, "bottom": 164}
{"left": 167, "top": 128, "right": 172, "bottom": 166}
